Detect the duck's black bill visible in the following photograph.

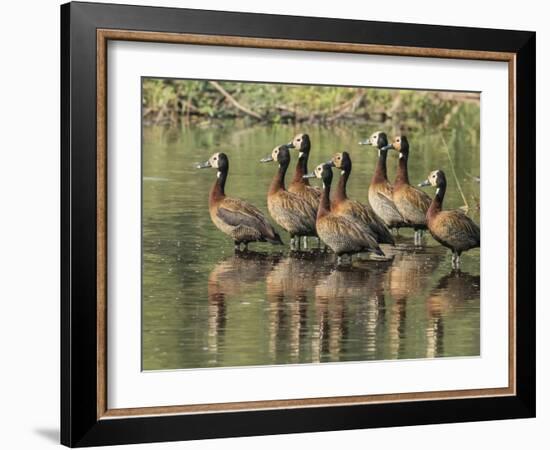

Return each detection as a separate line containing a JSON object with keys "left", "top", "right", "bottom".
{"left": 260, "top": 156, "right": 274, "bottom": 163}
{"left": 418, "top": 179, "right": 430, "bottom": 187}
{"left": 195, "top": 161, "right": 212, "bottom": 169}
{"left": 325, "top": 160, "right": 335, "bottom": 167}
{"left": 286, "top": 141, "right": 295, "bottom": 149}
{"left": 381, "top": 144, "right": 394, "bottom": 151}
{"left": 303, "top": 172, "right": 316, "bottom": 179}
{"left": 358, "top": 138, "right": 371, "bottom": 145}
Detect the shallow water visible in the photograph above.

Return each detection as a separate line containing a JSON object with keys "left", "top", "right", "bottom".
{"left": 142, "top": 123, "right": 480, "bottom": 370}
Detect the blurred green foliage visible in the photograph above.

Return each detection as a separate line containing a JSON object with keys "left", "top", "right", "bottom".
{"left": 142, "top": 78, "right": 480, "bottom": 131}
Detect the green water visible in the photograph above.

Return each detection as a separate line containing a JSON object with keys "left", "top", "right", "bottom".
{"left": 142, "top": 123, "right": 480, "bottom": 370}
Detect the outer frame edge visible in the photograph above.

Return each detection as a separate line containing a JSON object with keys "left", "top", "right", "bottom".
{"left": 61, "top": 2, "right": 536, "bottom": 446}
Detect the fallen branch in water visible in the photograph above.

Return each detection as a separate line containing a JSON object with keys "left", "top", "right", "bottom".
{"left": 439, "top": 131, "right": 469, "bottom": 211}
{"left": 327, "top": 91, "right": 365, "bottom": 123}
{"left": 209, "top": 81, "right": 263, "bottom": 120}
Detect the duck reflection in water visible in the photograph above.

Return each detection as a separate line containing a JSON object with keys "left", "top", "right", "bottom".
{"left": 265, "top": 252, "right": 331, "bottom": 363}
{"left": 313, "top": 261, "right": 391, "bottom": 362}
{"left": 425, "top": 271, "right": 480, "bottom": 358}
{"left": 385, "top": 246, "right": 443, "bottom": 358}
{"left": 207, "top": 252, "right": 281, "bottom": 364}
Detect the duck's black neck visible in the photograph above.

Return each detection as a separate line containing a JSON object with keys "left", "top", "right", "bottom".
{"left": 318, "top": 177, "right": 332, "bottom": 218}
{"left": 210, "top": 168, "right": 227, "bottom": 203}
{"left": 269, "top": 161, "right": 288, "bottom": 195}
{"left": 334, "top": 165, "right": 350, "bottom": 203}
{"left": 372, "top": 149, "right": 388, "bottom": 183}
{"left": 292, "top": 148, "right": 310, "bottom": 186}
{"left": 394, "top": 153, "right": 410, "bottom": 187}
{"left": 428, "top": 181, "right": 446, "bottom": 219}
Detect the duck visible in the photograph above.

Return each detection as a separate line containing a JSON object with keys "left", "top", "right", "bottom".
{"left": 327, "top": 151, "right": 395, "bottom": 245}
{"left": 196, "top": 152, "right": 283, "bottom": 250}
{"left": 260, "top": 145, "right": 317, "bottom": 249}
{"left": 286, "top": 133, "right": 321, "bottom": 247}
{"left": 418, "top": 169, "right": 480, "bottom": 269}
{"left": 359, "top": 131, "right": 405, "bottom": 232}
{"left": 303, "top": 163, "right": 383, "bottom": 265}
{"left": 384, "top": 135, "right": 431, "bottom": 245}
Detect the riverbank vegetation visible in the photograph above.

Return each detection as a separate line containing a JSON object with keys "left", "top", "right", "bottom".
{"left": 142, "top": 78, "right": 480, "bottom": 131}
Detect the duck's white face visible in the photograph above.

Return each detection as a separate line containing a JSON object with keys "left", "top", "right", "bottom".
{"left": 271, "top": 146, "right": 281, "bottom": 161}
{"left": 314, "top": 164, "right": 325, "bottom": 179}
{"left": 428, "top": 170, "right": 442, "bottom": 186}
{"left": 368, "top": 131, "right": 382, "bottom": 146}
{"left": 291, "top": 133, "right": 307, "bottom": 153}
{"left": 331, "top": 153, "right": 344, "bottom": 169}
{"left": 392, "top": 136, "right": 403, "bottom": 152}
{"left": 209, "top": 152, "right": 221, "bottom": 169}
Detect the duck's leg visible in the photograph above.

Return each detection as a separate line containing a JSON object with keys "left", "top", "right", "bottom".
{"left": 234, "top": 241, "right": 241, "bottom": 252}
{"left": 337, "top": 255, "right": 343, "bottom": 266}
{"left": 243, "top": 242, "right": 249, "bottom": 251}
{"left": 303, "top": 236, "right": 308, "bottom": 249}
{"left": 451, "top": 252, "right": 459, "bottom": 270}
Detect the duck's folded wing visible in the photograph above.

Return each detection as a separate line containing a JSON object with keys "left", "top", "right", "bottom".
{"left": 376, "top": 191, "right": 403, "bottom": 219}
{"left": 410, "top": 187, "right": 432, "bottom": 212}
{"left": 360, "top": 203, "right": 395, "bottom": 245}
{"left": 217, "top": 198, "right": 275, "bottom": 234}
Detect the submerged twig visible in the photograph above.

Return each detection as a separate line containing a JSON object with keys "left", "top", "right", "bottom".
{"left": 439, "top": 131, "right": 469, "bottom": 211}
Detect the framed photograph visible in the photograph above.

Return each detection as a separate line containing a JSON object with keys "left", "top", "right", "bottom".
{"left": 61, "top": 1, "right": 535, "bottom": 447}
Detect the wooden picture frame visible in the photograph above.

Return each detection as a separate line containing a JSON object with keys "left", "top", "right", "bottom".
{"left": 61, "top": 1, "right": 535, "bottom": 446}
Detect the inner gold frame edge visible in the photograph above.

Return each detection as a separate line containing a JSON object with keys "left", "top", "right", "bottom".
{"left": 96, "top": 28, "right": 517, "bottom": 420}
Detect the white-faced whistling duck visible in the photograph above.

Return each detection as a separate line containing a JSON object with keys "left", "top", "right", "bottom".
{"left": 196, "top": 152, "right": 283, "bottom": 251}
{"left": 286, "top": 133, "right": 321, "bottom": 248}
{"left": 359, "top": 131, "right": 405, "bottom": 232}
{"left": 304, "top": 163, "right": 383, "bottom": 265}
{"left": 327, "top": 151, "right": 395, "bottom": 246}
{"left": 383, "top": 135, "right": 431, "bottom": 246}
{"left": 418, "top": 170, "right": 480, "bottom": 269}
{"left": 260, "top": 145, "right": 317, "bottom": 250}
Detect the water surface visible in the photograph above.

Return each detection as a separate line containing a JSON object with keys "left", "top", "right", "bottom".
{"left": 142, "top": 124, "right": 480, "bottom": 370}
